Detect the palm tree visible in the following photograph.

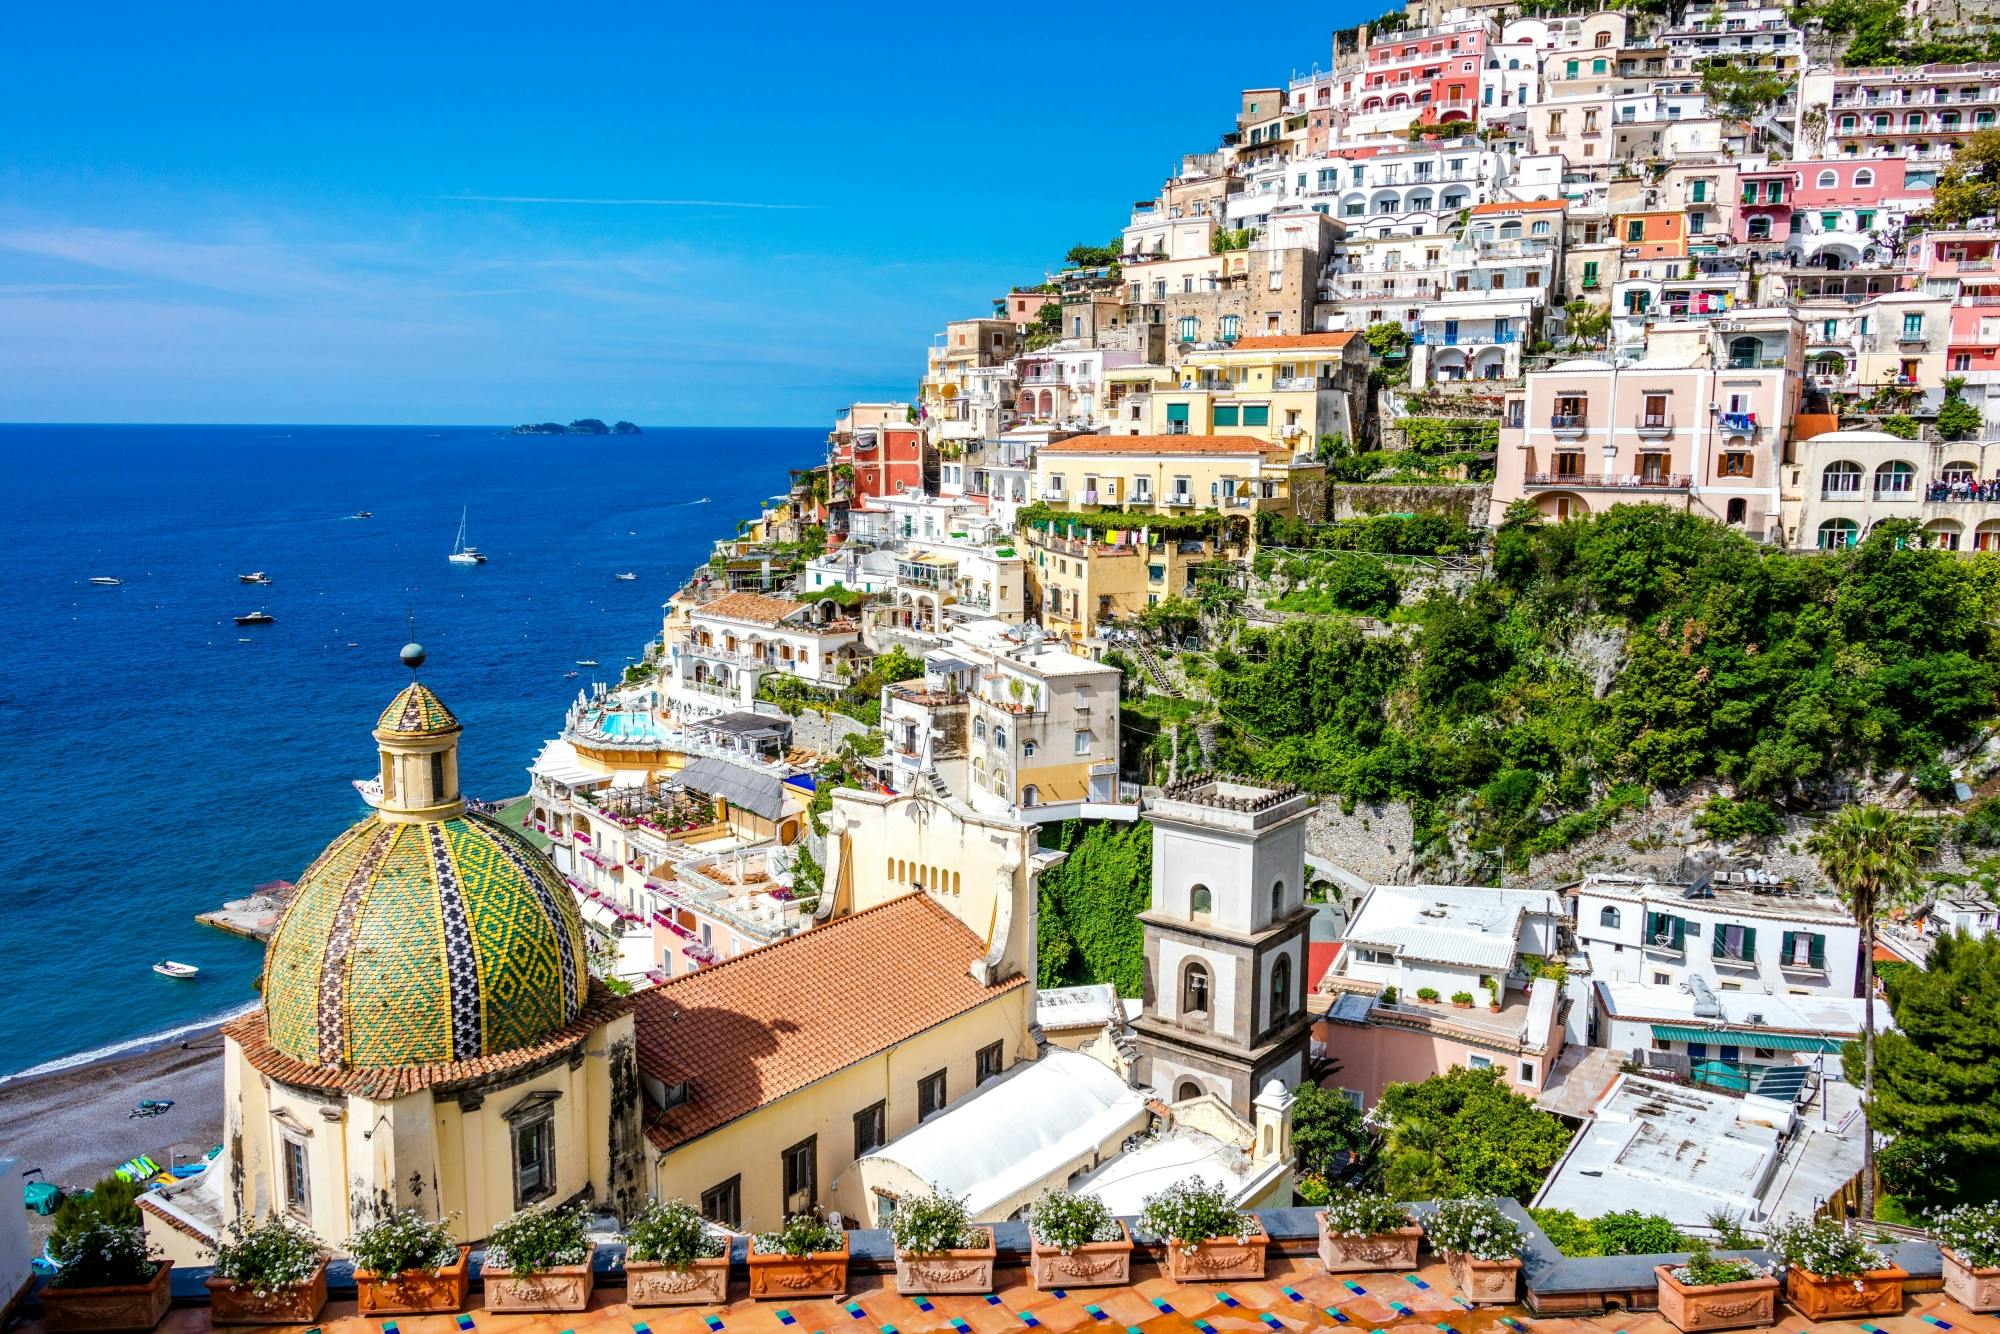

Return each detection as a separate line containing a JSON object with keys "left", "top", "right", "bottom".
{"left": 1805, "top": 805, "right": 1940, "bottom": 1218}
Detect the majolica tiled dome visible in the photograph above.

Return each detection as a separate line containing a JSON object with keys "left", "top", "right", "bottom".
{"left": 376, "top": 682, "right": 460, "bottom": 737}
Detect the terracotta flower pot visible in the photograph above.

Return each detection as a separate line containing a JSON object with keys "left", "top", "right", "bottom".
{"left": 625, "top": 1255, "right": 730, "bottom": 1307}
{"left": 354, "top": 1246, "right": 472, "bottom": 1316}
{"left": 1162, "top": 1221, "right": 1268, "bottom": 1283}
{"left": 1030, "top": 1224, "right": 1133, "bottom": 1291}
{"left": 1941, "top": 1246, "right": 2000, "bottom": 1314}
{"left": 206, "top": 1258, "right": 330, "bottom": 1325}
{"left": 1445, "top": 1251, "right": 1522, "bottom": 1305}
{"left": 1316, "top": 1218, "right": 1421, "bottom": 1273}
{"left": 1654, "top": 1263, "right": 1780, "bottom": 1332}
{"left": 41, "top": 1261, "right": 173, "bottom": 1333}
{"left": 1783, "top": 1264, "right": 1906, "bottom": 1321}
{"left": 482, "top": 1243, "right": 597, "bottom": 1313}
{"left": 747, "top": 1235, "right": 850, "bottom": 1300}
{"left": 894, "top": 1228, "right": 996, "bottom": 1295}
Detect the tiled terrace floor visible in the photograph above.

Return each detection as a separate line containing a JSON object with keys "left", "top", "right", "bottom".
{"left": 98, "top": 1255, "right": 2000, "bottom": 1334}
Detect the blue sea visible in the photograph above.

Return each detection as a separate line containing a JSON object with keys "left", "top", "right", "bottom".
{"left": 0, "top": 424, "right": 821, "bottom": 1078}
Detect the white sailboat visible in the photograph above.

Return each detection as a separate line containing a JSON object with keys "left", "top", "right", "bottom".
{"left": 448, "top": 507, "right": 487, "bottom": 565}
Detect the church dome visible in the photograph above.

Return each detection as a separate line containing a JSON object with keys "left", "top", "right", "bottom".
{"left": 260, "top": 677, "right": 589, "bottom": 1070}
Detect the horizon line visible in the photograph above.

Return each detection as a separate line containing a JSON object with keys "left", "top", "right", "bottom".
{"left": 441, "top": 193, "right": 818, "bottom": 210}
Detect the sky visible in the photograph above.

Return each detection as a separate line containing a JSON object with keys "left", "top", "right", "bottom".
{"left": 0, "top": 3, "right": 1367, "bottom": 426}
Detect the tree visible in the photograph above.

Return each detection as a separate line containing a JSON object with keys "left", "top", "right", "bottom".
{"left": 1933, "top": 128, "right": 2000, "bottom": 225}
{"left": 1374, "top": 1065, "right": 1572, "bottom": 1200}
{"left": 1065, "top": 241, "right": 1121, "bottom": 268}
{"left": 1563, "top": 299, "right": 1612, "bottom": 350}
{"left": 1292, "top": 1081, "right": 1371, "bottom": 1180}
{"left": 1936, "top": 377, "right": 1983, "bottom": 441}
{"left": 1806, "top": 805, "right": 1941, "bottom": 1217}
{"left": 1696, "top": 60, "right": 1794, "bottom": 119}
{"left": 1363, "top": 320, "right": 1411, "bottom": 358}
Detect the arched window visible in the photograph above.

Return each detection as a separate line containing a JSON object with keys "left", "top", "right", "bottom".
{"left": 1600, "top": 905, "right": 1621, "bottom": 928}
{"left": 1728, "top": 335, "right": 1763, "bottom": 368}
{"left": 1926, "top": 520, "right": 1962, "bottom": 551}
{"left": 1182, "top": 961, "right": 1211, "bottom": 1016}
{"left": 993, "top": 726, "right": 1007, "bottom": 749}
{"left": 1176, "top": 1079, "right": 1204, "bottom": 1101}
{"left": 1747, "top": 216, "right": 1772, "bottom": 240}
{"left": 1818, "top": 517, "right": 1861, "bottom": 550}
{"left": 1595, "top": 30, "right": 1611, "bottom": 45}
{"left": 1874, "top": 460, "right": 1916, "bottom": 497}
{"left": 1191, "top": 884, "right": 1213, "bottom": 917}
{"left": 1977, "top": 520, "right": 2000, "bottom": 551}
{"left": 1817, "top": 169, "right": 1838, "bottom": 188}
{"left": 1020, "top": 784, "right": 1039, "bottom": 806}
{"left": 1487, "top": 57, "right": 1500, "bottom": 68}
{"left": 973, "top": 718, "right": 986, "bottom": 740}
{"left": 1854, "top": 168, "right": 1876, "bottom": 187}
{"left": 1532, "top": 219, "right": 1552, "bottom": 235}
{"left": 1509, "top": 57, "right": 1521, "bottom": 69}
{"left": 1821, "top": 460, "right": 1863, "bottom": 495}
{"left": 1271, "top": 956, "right": 1293, "bottom": 1019}
{"left": 1270, "top": 879, "right": 1285, "bottom": 917}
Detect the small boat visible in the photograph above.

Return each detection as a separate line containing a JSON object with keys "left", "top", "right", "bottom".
{"left": 234, "top": 611, "right": 274, "bottom": 626}
{"left": 238, "top": 572, "right": 271, "bottom": 585}
{"left": 152, "top": 961, "right": 199, "bottom": 979}
{"left": 615, "top": 572, "right": 637, "bottom": 581}
{"left": 449, "top": 506, "right": 487, "bottom": 565}
{"left": 88, "top": 576, "right": 122, "bottom": 586}
{"left": 348, "top": 510, "right": 372, "bottom": 520}
{"left": 575, "top": 659, "right": 599, "bottom": 667}
{"left": 130, "top": 1101, "right": 175, "bottom": 1121}
{"left": 563, "top": 670, "right": 579, "bottom": 678}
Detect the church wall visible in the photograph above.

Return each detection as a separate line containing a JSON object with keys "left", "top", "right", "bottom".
{"left": 429, "top": 1052, "right": 599, "bottom": 1242}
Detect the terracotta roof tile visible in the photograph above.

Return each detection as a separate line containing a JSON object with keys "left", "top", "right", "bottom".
{"left": 1040, "top": 434, "right": 1280, "bottom": 457}
{"left": 694, "top": 592, "right": 808, "bottom": 626}
{"left": 1223, "top": 332, "right": 1357, "bottom": 351}
{"left": 635, "top": 894, "right": 1026, "bottom": 1151}
{"left": 1470, "top": 199, "right": 1568, "bottom": 215}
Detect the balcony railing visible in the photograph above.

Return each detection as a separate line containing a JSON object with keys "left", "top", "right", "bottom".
{"left": 1550, "top": 414, "right": 1590, "bottom": 431}
{"left": 1273, "top": 375, "right": 1339, "bottom": 390}
{"left": 1418, "top": 329, "right": 1519, "bottom": 346}
{"left": 1525, "top": 471, "right": 1693, "bottom": 489}
{"left": 1635, "top": 413, "right": 1674, "bottom": 434}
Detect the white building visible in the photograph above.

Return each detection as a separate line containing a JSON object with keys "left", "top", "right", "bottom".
{"left": 1573, "top": 873, "right": 1860, "bottom": 998}
{"left": 665, "top": 591, "right": 865, "bottom": 717}
{"left": 1335, "top": 882, "right": 1566, "bottom": 1001}
{"left": 1594, "top": 979, "right": 1887, "bottom": 1087}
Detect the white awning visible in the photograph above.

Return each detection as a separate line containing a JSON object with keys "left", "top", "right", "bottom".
{"left": 1419, "top": 300, "right": 1532, "bottom": 322}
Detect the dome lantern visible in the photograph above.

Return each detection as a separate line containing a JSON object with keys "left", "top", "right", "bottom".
{"left": 373, "top": 681, "right": 464, "bottom": 823}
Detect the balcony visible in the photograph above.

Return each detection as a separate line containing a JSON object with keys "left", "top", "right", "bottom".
{"left": 1635, "top": 413, "right": 1674, "bottom": 436}
{"left": 1418, "top": 329, "right": 1520, "bottom": 346}
{"left": 1550, "top": 414, "right": 1590, "bottom": 437}
{"left": 1645, "top": 934, "right": 1687, "bottom": 960}
{"left": 1273, "top": 375, "right": 1339, "bottom": 390}
{"left": 1717, "top": 412, "right": 1760, "bottom": 434}
{"left": 1525, "top": 471, "right": 1692, "bottom": 490}
{"left": 1041, "top": 486, "right": 1066, "bottom": 502}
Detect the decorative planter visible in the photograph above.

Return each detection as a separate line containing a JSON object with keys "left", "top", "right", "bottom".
{"left": 1452, "top": 1000, "right": 1473, "bottom": 1009}
{"left": 1654, "top": 1264, "right": 1780, "bottom": 1332}
{"left": 1162, "top": 1221, "right": 1268, "bottom": 1283}
{"left": 1783, "top": 1264, "right": 1906, "bottom": 1321}
{"left": 1941, "top": 1247, "right": 2000, "bottom": 1313}
{"left": 206, "top": 1258, "right": 330, "bottom": 1325}
{"left": 1030, "top": 1224, "right": 1134, "bottom": 1291}
{"left": 625, "top": 1256, "right": 730, "bottom": 1308}
{"left": 354, "top": 1246, "right": 472, "bottom": 1316}
{"left": 894, "top": 1228, "right": 997, "bottom": 1295}
{"left": 41, "top": 1262, "right": 174, "bottom": 1333}
{"left": 1316, "top": 1219, "right": 1421, "bottom": 1273}
{"left": 747, "top": 1236, "right": 850, "bottom": 1300}
{"left": 1444, "top": 1252, "right": 1523, "bottom": 1305}
{"left": 482, "top": 1244, "right": 597, "bottom": 1313}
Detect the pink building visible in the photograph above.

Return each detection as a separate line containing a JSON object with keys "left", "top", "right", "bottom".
{"left": 1314, "top": 979, "right": 1567, "bottom": 1106}
{"left": 1359, "top": 21, "right": 1491, "bottom": 124}
{"left": 1735, "top": 166, "right": 1795, "bottom": 244}
{"left": 648, "top": 847, "right": 810, "bottom": 980}
{"left": 1918, "top": 229, "right": 2000, "bottom": 374}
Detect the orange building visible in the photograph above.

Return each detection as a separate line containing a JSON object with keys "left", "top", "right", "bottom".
{"left": 1615, "top": 210, "right": 1687, "bottom": 261}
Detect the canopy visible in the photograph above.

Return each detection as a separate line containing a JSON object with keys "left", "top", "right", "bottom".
{"left": 1650, "top": 1024, "right": 1841, "bottom": 1053}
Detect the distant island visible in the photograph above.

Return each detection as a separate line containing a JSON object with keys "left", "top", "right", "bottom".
{"left": 512, "top": 419, "right": 642, "bottom": 436}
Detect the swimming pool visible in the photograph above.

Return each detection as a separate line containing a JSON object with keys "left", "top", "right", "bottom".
{"left": 596, "top": 711, "right": 671, "bottom": 741}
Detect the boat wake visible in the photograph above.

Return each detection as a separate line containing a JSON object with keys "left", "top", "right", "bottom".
{"left": 0, "top": 1001, "right": 259, "bottom": 1085}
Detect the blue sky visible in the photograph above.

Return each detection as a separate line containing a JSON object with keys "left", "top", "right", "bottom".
{"left": 0, "top": 4, "right": 1360, "bottom": 425}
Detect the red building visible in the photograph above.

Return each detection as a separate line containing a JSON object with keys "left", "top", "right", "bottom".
{"left": 829, "top": 405, "right": 926, "bottom": 509}
{"left": 1359, "top": 20, "right": 1491, "bottom": 124}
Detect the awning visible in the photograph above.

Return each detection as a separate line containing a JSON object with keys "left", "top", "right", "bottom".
{"left": 1650, "top": 1024, "right": 1841, "bottom": 1053}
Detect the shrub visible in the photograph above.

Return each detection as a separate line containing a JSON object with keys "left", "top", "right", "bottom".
{"left": 888, "top": 1193, "right": 981, "bottom": 1255}
{"left": 347, "top": 1210, "right": 462, "bottom": 1278}
{"left": 210, "top": 1215, "right": 324, "bottom": 1296}
{"left": 49, "top": 1221, "right": 157, "bottom": 1289}
{"left": 754, "top": 1212, "right": 844, "bottom": 1257}
{"left": 1423, "top": 1199, "right": 1526, "bottom": 1261}
{"left": 1028, "top": 1191, "right": 1123, "bottom": 1253}
{"left": 625, "top": 1199, "right": 726, "bottom": 1269}
{"left": 1381, "top": 985, "right": 1398, "bottom": 1004}
{"left": 50, "top": 1176, "right": 141, "bottom": 1253}
{"left": 1416, "top": 987, "right": 1440, "bottom": 1001}
{"left": 1592, "top": 1209, "right": 1690, "bottom": 1256}
{"left": 1693, "top": 795, "right": 1786, "bottom": 843}
{"left": 1140, "top": 1180, "right": 1255, "bottom": 1247}
{"left": 1451, "top": 990, "right": 1475, "bottom": 1005}
{"left": 1932, "top": 1202, "right": 2000, "bottom": 1268}
{"left": 1319, "top": 1189, "right": 1412, "bottom": 1237}
{"left": 1296, "top": 1173, "right": 1332, "bottom": 1206}
{"left": 1672, "top": 1239, "right": 1765, "bottom": 1287}
{"left": 1764, "top": 1215, "right": 1888, "bottom": 1278}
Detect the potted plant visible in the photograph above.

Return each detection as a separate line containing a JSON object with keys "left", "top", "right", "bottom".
{"left": 481, "top": 1202, "right": 597, "bottom": 1313}
{"left": 1140, "top": 1179, "right": 1266, "bottom": 1282}
{"left": 1484, "top": 978, "right": 1502, "bottom": 1012}
{"left": 1451, "top": 990, "right": 1475, "bottom": 1008}
{"left": 206, "top": 1215, "right": 329, "bottom": 1325}
{"left": 623, "top": 1199, "right": 730, "bottom": 1307}
{"left": 1416, "top": 987, "right": 1440, "bottom": 1004}
{"left": 1765, "top": 1215, "right": 1905, "bottom": 1320}
{"left": 1655, "top": 1240, "right": 1778, "bottom": 1332}
{"left": 747, "top": 1213, "right": 849, "bottom": 1299}
{"left": 1423, "top": 1199, "right": 1525, "bottom": 1305}
{"left": 1317, "top": 1189, "right": 1420, "bottom": 1273}
{"left": 889, "top": 1193, "right": 996, "bottom": 1295}
{"left": 41, "top": 1223, "right": 172, "bottom": 1333}
{"left": 349, "top": 1210, "right": 470, "bottom": 1316}
{"left": 1027, "top": 1191, "right": 1132, "bottom": 1291}
{"left": 1933, "top": 1202, "right": 2000, "bottom": 1313}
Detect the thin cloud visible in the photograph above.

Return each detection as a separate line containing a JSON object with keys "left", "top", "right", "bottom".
{"left": 442, "top": 193, "right": 816, "bottom": 210}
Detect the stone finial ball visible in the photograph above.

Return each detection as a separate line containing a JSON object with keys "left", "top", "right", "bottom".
{"left": 400, "top": 641, "right": 427, "bottom": 669}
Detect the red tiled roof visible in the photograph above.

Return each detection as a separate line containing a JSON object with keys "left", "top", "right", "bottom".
{"left": 1041, "top": 434, "right": 1278, "bottom": 456}
{"left": 1470, "top": 199, "right": 1567, "bottom": 215}
{"left": 635, "top": 893, "right": 1026, "bottom": 1150}
{"left": 694, "top": 591, "right": 807, "bottom": 626}
{"left": 1226, "top": 332, "right": 1357, "bottom": 351}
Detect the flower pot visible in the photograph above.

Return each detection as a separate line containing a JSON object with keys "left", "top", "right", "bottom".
{"left": 1452, "top": 1000, "right": 1473, "bottom": 1009}
{"left": 206, "top": 1259, "right": 329, "bottom": 1325}
{"left": 41, "top": 1261, "right": 173, "bottom": 1333}
{"left": 747, "top": 1236, "right": 850, "bottom": 1300}
{"left": 1162, "top": 1221, "right": 1267, "bottom": 1283}
{"left": 482, "top": 1244, "right": 597, "bottom": 1313}
{"left": 1316, "top": 1218, "right": 1421, "bottom": 1273}
{"left": 1654, "top": 1264, "right": 1779, "bottom": 1332}
{"left": 1941, "top": 1247, "right": 2000, "bottom": 1313}
{"left": 625, "top": 1256, "right": 730, "bottom": 1307}
{"left": 1030, "top": 1224, "right": 1133, "bottom": 1291}
{"left": 895, "top": 1228, "right": 996, "bottom": 1295}
{"left": 1445, "top": 1252, "right": 1522, "bottom": 1305}
{"left": 1783, "top": 1264, "right": 1906, "bottom": 1321}
{"left": 354, "top": 1246, "right": 472, "bottom": 1316}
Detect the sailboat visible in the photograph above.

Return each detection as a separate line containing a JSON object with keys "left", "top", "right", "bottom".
{"left": 448, "top": 507, "right": 487, "bottom": 565}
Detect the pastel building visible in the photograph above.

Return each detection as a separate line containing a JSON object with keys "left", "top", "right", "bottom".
{"left": 1784, "top": 426, "right": 2000, "bottom": 551}
{"left": 1810, "top": 61, "right": 2000, "bottom": 162}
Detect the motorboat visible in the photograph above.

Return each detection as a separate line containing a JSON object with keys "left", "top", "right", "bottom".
{"left": 348, "top": 510, "right": 372, "bottom": 519}
{"left": 449, "top": 506, "right": 487, "bottom": 565}
{"left": 615, "top": 572, "right": 637, "bottom": 581}
{"left": 233, "top": 611, "right": 274, "bottom": 625}
{"left": 238, "top": 572, "right": 271, "bottom": 585}
{"left": 88, "top": 576, "right": 122, "bottom": 586}
{"left": 352, "top": 776, "right": 384, "bottom": 807}
{"left": 152, "top": 961, "right": 199, "bottom": 979}
{"left": 575, "top": 659, "right": 599, "bottom": 667}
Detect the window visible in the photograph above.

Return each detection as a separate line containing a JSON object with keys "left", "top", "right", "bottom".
{"left": 1626, "top": 219, "right": 1644, "bottom": 242}
{"left": 1220, "top": 314, "right": 1241, "bottom": 341}
{"left": 1818, "top": 169, "right": 1838, "bottom": 187}
{"left": 975, "top": 1040, "right": 1006, "bottom": 1086}
{"left": 1780, "top": 931, "right": 1827, "bottom": 971}
{"left": 1520, "top": 1061, "right": 1537, "bottom": 1082}
{"left": 1270, "top": 955, "right": 1293, "bottom": 1020}
{"left": 430, "top": 750, "right": 446, "bottom": 798}
{"left": 1719, "top": 452, "right": 1752, "bottom": 478}
{"left": 1182, "top": 961, "right": 1212, "bottom": 1016}
{"left": 1176, "top": 316, "right": 1199, "bottom": 343}
{"left": 1190, "top": 883, "right": 1212, "bottom": 917}
{"left": 512, "top": 1111, "right": 555, "bottom": 1205}
{"left": 701, "top": 1175, "right": 742, "bottom": 1230}
{"left": 1242, "top": 404, "right": 1271, "bottom": 427}
{"left": 281, "top": 1136, "right": 309, "bottom": 1217}
{"left": 1653, "top": 971, "right": 1671, "bottom": 985}
{"left": 781, "top": 1136, "right": 818, "bottom": 1215}
{"left": 1600, "top": 905, "right": 1621, "bottom": 928}
{"left": 1692, "top": 179, "right": 1708, "bottom": 203}
{"left": 918, "top": 1069, "right": 948, "bottom": 1121}
{"left": 1271, "top": 878, "right": 1285, "bottom": 917}
{"left": 854, "top": 1101, "right": 886, "bottom": 1158}
{"left": 1712, "top": 923, "right": 1757, "bottom": 963}
{"left": 1133, "top": 475, "right": 1151, "bottom": 501}
{"left": 1468, "top": 1053, "right": 1493, "bottom": 1070}
{"left": 973, "top": 718, "right": 986, "bottom": 741}
{"left": 1022, "top": 740, "right": 1037, "bottom": 758}
{"left": 1213, "top": 405, "right": 1240, "bottom": 427}
{"left": 1073, "top": 729, "right": 1091, "bottom": 755}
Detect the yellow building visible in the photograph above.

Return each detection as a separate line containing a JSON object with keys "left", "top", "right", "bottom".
{"left": 1034, "top": 433, "right": 1323, "bottom": 521}
{"left": 141, "top": 652, "right": 641, "bottom": 1265}
{"left": 1162, "top": 332, "right": 1368, "bottom": 451}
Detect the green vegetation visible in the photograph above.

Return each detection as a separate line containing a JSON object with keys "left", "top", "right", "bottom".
{"left": 50, "top": 1176, "right": 142, "bottom": 1254}
{"left": 1267, "top": 552, "right": 1402, "bottom": 618}
{"left": 1257, "top": 511, "right": 1480, "bottom": 555}
{"left": 1210, "top": 227, "right": 1259, "bottom": 255}
{"left": 1293, "top": 1081, "right": 1372, "bottom": 1182}
{"left": 1867, "top": 931, "right": 2000, "bottom": 1207}
{"left": 1882, "top": 413, "right": 1920, "bottom": 440}
{"left": 1696, "top": 60, "right": 1793, "bottom": 118}
{"left": 1018, "top": 501, "right": 1240, "bottom": 542}
{"left": 757, "top": 643, "right": 923, "bottom": 727}
{"left": 1693, "top": 794, "right": 1786, "bottom": 843}
{"left": 1527, "top": 1208, "right": 1688, "bottom": 1257}
{"left": 1065, "top": 240, "right": 1123, "bottom": 269}
{"left": 1035, "top": 820, "right": 1153, "bottom": 995}
{"left": 1936, "top": 130, "right": 2000, "bottom": 225}
{"left": 1375, "top": 1066, "right": 1571, "bottom": 1200}
{"left": 1938, "top": 378, "right": 1983, "bottom": 442}
{"left": 1363, "top": 321, "right": 1411, "bottom": 359}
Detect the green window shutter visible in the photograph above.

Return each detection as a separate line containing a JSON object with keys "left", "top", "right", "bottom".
{"left": 1741, "top": 926, "right": 1756, "bottom": 960}
{"left": 1214, "top": 405, "right": 1240, "bottom": 426}
{"left": 1242, "top": 404, "right": 1270, "bottom": 427}
{"left": 1810, "top": 934, "right": 1826, "bottom": 969}
{"left": 1567, "top": 60, "right": 1579, "bottom": 77}
{"left": 1693, "top": 181, "right": 1707, "bottom": 201}
{"left": 1166, "top": 403, "right": 1190, "bottom": 424}
{"left": 1781, "top": 930, "right": 1795, "bottom": 961}
{"left": 1593, "top": 58, "right": 1607, "bottom": 73}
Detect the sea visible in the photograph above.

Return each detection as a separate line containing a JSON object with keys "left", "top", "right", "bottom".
{"left": 0, "top": 423, "right": 823, "bottom": 1079}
